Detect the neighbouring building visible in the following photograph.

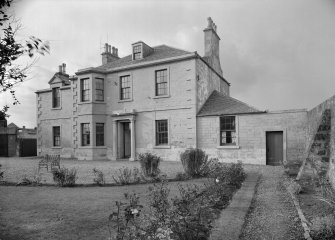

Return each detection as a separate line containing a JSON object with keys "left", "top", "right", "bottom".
{"left": 36, "top": 17, "right": 309, "bottom": 165}
{"left": 0, "top": 120, "right": 37, "bottom": 157}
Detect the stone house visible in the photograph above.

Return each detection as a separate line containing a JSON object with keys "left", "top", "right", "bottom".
{"left": 36, "top": 18, "right": 308, "bottom": 165}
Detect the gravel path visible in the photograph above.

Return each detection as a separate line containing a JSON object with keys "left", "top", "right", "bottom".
{"left": 240, "top": 166, "right": 304, "bottom": 240}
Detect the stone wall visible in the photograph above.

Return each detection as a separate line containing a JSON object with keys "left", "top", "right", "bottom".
{"left": 197, "top": 110, "right": 307, "bottom": 165}
{"left": 306, "top": 95, "right": 335, "bottom": 188}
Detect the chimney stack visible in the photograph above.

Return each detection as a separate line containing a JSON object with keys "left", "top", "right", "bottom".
{"left": 203, "top": 17, "right": 223, "bottom": 76}
{"left": 58, "top": 65, "right": 62, "bottom": 73}
{"left": 62, "top": 63, "right": 66, "bottom": 73}
{"left": 101, "top": 43, "right": 120, "bottom": 65}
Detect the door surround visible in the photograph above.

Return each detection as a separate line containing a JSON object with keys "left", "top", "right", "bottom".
{"left": 111, "top": 113, "right": 136, "bottom": 161}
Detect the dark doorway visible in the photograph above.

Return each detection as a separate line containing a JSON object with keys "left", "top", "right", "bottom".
{"left": 0, "top": 134, "right": 8, "bottom": 157}
{"left": 266, "top": 131, "right": 283, "bottom": 166}
{"left": 122, "top": 122, "right": 131, "bottom": 158}
{"left": 19, "top": 139, "right": 37, "bottom": 157}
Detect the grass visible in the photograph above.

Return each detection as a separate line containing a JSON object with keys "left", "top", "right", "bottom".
{"left": 0, "top": 178, "right": 208, "bottom": 240}
{"left": 0, "top": 157, "right": 257, "bottom": 239}
{"left": 0, "top": 157, "right": 183, "bottom": 184}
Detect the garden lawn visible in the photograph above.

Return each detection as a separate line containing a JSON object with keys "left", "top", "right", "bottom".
{"left": 0, "top": 178, "right": 208, "bottom": 240}
{"left": 0, "top": 157, "right": 183, "bottom": 184}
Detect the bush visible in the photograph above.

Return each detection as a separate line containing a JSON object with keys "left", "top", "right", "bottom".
{"left": 92, "top": 168, "right": 105, "bottom": 186}
{"left": 17, "top": 172, "right": 42, "bottom": 186}
{"left": 180, "top": 148, "right": 211, "bottom": 177}
{"left": 138, "top": 152, "right": 161, "bottom": 178}
{"left": 310, "top": 215, "right": 335, "bottom": 240}
{"left": 211, "top": 161, "right": 246, "bottom": 189}
{"left": 112, "top": 167, "right": 142, "bottom": 185}
{"left": 52, "top": 167, "right": 77, "bottom": 187}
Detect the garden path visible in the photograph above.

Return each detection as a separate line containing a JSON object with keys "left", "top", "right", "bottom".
{"left": 240, "top": 166, "right": 305, "bottom": 240}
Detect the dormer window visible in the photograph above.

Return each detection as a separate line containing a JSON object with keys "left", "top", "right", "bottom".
{"left": 133, "top": 45, "right": 142, "bottom": 60}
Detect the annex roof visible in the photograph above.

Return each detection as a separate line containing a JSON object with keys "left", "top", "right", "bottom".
{"left": 95, "top": 45, "right": 192, "bottom": 71}
{"left": 197, "top": 90, "right": 264, "bottom": 116}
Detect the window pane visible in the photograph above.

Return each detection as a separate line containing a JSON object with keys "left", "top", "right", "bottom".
{"left": 156, "top": 120, "right": 168, "bottom": 145}
{"left": 95, "top": 78, "right": 104, "bottom": 101}
{"left": 81, "top": 123, "right": 90, "bottom": 146}
{"left": 120, "top": 75, "right": 131, "bottom": 100}
{"left": 96, "top": 123, "right": 104, "bottom": 146}
{"left": 155, "top": 69, "right": 168, "bottom": 96}
{"left": 220, "top": 116, "right": 236, "bottom": 146}
{"left": 52, "top": 88, "right": 60, "bottom": 108}
{"left": 133, "top": 45, "right": 141, "bottom": 60}
{"left": 81, "top": 78, "right": 90, "bottom": 102}
{"left": 53, "top": 126, "right": 60, "bottom": 146}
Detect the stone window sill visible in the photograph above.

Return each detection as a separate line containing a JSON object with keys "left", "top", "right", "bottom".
{"left": 154, "top": 145, "right": 171, "bottom": 149}
{"left": 78, "top": 146, "right": 107, "bottom": 149}
{"left": 93, "top": 101, "right": 106, "bottom": 104}
{"left": 78, "top": 101, "right": 92, "bottom": 105}
{"left": 51, "top": 107, "right": 62, "bottom": 110}
{"left": 52, "top": 146, "right": 62, "bottom": 149}
{"left": 118, "top": 99, "right": 133, "bottom": 103}
{"left": 153, "top": 95, "right": 170, "bottom": 99}
{"left": 217, "top": 145, "right": 240, "bottom": 149}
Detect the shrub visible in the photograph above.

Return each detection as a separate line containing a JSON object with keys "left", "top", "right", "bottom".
{"left": 211, "top": 161, "right": 246, "bottom": 189}
{"left": 310, "top": 215, "right": 335, "bottom": 240}
{"left": 138, "top": 152, "right": 161, "bottom": 178}
{"left": 112, "top": 167, "right": 142, "bottom": 185}
{"left": 52, "top": 167, "right": 77, "bottom": 187}
{"left": 180, "top": 148, "right": 212, "bottom": 177}
{"left": 17, "top": 173, "right": 42, "bottom": 186}
{"left": 92, "top": 168, "right": 105, "bottom": 186}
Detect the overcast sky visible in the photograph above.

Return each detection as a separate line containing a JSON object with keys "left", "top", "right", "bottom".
{"left": 1, "top": 0, "right": 335, "bottom": 128}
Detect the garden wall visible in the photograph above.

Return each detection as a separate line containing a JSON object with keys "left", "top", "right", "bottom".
{"left": 307, "top": 94, "right": 335, "bottom": 188}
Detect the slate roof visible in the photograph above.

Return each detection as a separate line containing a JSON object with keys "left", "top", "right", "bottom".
{"left": 197, "top": 90, "right": 264, "bottom": 116}
{"left": 95, "top": 45, "right": 192, "bottom": 71}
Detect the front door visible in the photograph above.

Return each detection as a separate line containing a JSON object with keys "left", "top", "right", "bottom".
{"left": 266, "top": 131, "right": 283, "bottom": 166}
{"left": 123, "top": 122, "right": 131, "bottom": 158}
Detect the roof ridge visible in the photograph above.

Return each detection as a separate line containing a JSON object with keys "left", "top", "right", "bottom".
{"left": 153, "top": 44, "right": 192, "bottom": 53}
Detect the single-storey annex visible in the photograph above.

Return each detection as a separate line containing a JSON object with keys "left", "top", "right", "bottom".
{"left": 36, "top": 18, "right": 308, "bottom": 165}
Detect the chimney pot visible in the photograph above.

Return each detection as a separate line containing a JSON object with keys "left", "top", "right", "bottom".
{"left": 62, "top": 63, "right": 66, "bottom": 73}
{"left": 108, "top": 45, "right": 111, "bottom": 53}
{"left": 58, "top": 65, "right": 62, "bottom": 73}
{"left": 115, "top": 48, "right": 118, "bottom": 57}
{"left": 104, "top": 43, "right": 108, "bottom": 53}
{"left": 112, "top": 46, "right": 115, "bottom": 55}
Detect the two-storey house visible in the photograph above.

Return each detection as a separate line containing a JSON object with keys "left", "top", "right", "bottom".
{"left": 36, "top": 18, "right": 308, "bottom": 165}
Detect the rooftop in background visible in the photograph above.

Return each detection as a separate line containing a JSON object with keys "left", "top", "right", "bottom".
{"left": 197, "top": 90, "right": 264, "bottom": 116}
